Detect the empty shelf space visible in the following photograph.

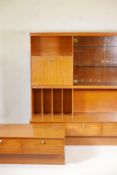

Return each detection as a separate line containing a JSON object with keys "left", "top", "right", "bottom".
{"left": 32, "top": 89, "right": 42, "bottom": 115}
{"left": 53, "top": 89, "right": 62, "bottom": 114}
{"left": 63, "top": 89, "right": 72, "bottom": 114}
{"left": 43, "top": 89, "right": 52, "bottom": 114}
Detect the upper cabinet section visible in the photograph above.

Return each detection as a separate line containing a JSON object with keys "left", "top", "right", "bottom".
{"left": 73, "top": 36, "right": 117, "bottom": 85}
{"left": 31, "top": 36, "right": 73, "bottom": 86}
{"left": 31, "top": 36, "right": 72, "bottom": 56}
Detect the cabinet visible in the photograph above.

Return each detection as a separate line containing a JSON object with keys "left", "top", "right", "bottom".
{"left": 0, "top": 124, "right": 65, "bottom": 164}
{"left": 31, "top": 33, "right": 117, "bottom": 145}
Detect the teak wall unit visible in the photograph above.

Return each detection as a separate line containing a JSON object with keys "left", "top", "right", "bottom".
{"left": 30, "top": 32, "right": 117, "bottom": 145}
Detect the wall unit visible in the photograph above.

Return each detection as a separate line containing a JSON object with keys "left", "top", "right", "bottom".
{"left": 0, "top": 124, "right": 65, "bottom": 164}
{"left": 31, "top": 33, "right": 117, "bottom": 145}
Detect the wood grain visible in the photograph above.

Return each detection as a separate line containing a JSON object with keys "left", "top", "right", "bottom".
{"left": 65, "top": 123, "right": 101, "bottom": 136}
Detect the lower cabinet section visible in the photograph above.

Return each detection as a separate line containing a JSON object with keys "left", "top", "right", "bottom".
{"left": 65, "top": 123, "right": 102, "bottom": 136}
{"left": 0, "top": 138, "right": 65, "bottom": 164}
{"left": 22, "top": 139, "right": 64, "bottom": 155}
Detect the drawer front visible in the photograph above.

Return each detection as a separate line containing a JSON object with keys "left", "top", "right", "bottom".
{"left": 0, "top": 139, "right": 22, "bottom": 154}
{"left": 22, "top": 139, "right": 64, "bottom": 155}
{"left": 102, "top": 123, "right": 117, "bottom": 136}
{"left": 65, "top": 123, "right": 101, "bottom": 136}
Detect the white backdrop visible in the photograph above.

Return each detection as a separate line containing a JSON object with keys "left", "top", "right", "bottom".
{"left": 1, "top": 1, "right": 117, "bottom": 175}
{"left": 0, "top": 0, "right": 117, "bottom": 123}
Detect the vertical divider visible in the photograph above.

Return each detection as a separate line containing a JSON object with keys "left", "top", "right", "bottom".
{"left": 72, "top": 36, "right": 74, "bottom": 85}
{"left": 62, "top": 88, "right": 63, "bottom": 120}
{"left": 72, "top": 88, "right": 74, "bottom": 120}
{"left": 51, "top": 88, "right": 53, "bottom": 118}
{"left": 41, "top": 89, "right": 43, "bottom": 119}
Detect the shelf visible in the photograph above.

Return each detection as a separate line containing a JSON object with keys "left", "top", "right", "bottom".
{"left": 31, "top": 112, "right": 117, "bottom": 123}
{"left": 32, "top": 85, "right": 117, "bottom": 89}
{"left": 74, "top": 65, "right": 117, "bottom": 67}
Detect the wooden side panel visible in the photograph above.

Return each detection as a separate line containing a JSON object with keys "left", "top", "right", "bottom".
{"left": 65, "top": 123, "right": 101, "bottom": 136}
{"left": 73, "top": 89, "right": 117, "bottom": 112}
{"left": 102, "top": 123, "right": 117, "bottom": 136}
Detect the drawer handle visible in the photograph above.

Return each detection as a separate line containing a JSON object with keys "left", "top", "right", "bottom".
{"left": 40, "top": 140, "right": 46, "bottom": 145}
{"left": 0, "top": 139, "right": 3, "bottom": 144}
{"left": 81, "top": 124, "right": 86, "bottom": 129}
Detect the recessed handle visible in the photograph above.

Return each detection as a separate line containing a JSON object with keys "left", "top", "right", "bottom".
{"left": 0, "top": 139, "right": 3, "bottom": 144}
{"left": 81, "top": 124, "right": 86, "bottom": 129}
{"left": 40, "top": 140, "right": 46, "bottom": 145}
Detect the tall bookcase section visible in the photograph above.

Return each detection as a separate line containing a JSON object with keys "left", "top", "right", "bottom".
{"left": 31, "top": 33, "right": 117, "bottom": 145}
{"left": 31, "top": 35, "right": 73, "bottom": 118}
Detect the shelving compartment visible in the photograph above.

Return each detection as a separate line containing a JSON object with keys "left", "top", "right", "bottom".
{"left": 32, "top": 89, "right": 42, "bottom": 115}
{"left": 53, "top": 89, "right": 62, "bottom": 114}
{"left": 73, "top": 36, "right": 117, "bottom": 85}
{"left": 43, "top": 89, "right": 52, "bottom": 114}
{"left": 63, "top": 89, "right": 72, "bottom": 114}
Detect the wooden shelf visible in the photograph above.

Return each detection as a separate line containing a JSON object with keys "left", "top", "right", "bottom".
{"left": 31, "top": 112, "right": 117, "bottom": 123}
{"left": 32, "top": 85, "right": 117, "bottom": 89}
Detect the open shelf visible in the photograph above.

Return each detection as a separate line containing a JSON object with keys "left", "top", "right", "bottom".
{"left": 43, "top": 89, "right": 52, "bottom": 114}
{"left": 32, "top": 89, "right": 42, "bottom": 114}
{"left": 53, "top": 89, "right": 62, "bottom": 114}
{"left": 63, "top": 89, "right": 72, "bottom": 114}
{"left": 32, "top": 88, "right": 73, "bottom": 116}
{"left": 31, "top": 112, "right": 117, "bottom": 123}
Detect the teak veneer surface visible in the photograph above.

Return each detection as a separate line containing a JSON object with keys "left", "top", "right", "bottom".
{"left": 0, "top": 124, "right": 65, "bottom": 139}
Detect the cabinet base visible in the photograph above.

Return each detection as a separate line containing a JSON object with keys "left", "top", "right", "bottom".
{"left": 66, "top": 137, "right": 117, "bottom": 145}
{"left": 0, "top": 154, "right": 64, "bottom": 164}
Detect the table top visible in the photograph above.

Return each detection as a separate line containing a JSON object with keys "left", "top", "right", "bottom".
{"left": 0, "top": 124, "right": 65, "bottom": 139}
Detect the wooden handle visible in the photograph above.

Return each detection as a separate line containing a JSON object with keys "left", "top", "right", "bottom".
{"left": 0, "top": 139, "right": 3, "bottom": 144}
{"left": 40, "top": 140, "right": 46, "bottom": 144}
{"left": 81, "top": 124, "right": 86, "bottom": 129}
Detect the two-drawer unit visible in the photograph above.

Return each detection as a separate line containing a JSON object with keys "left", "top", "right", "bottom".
{"left": 0, "top": 124, "right": 65, "bottom": 164}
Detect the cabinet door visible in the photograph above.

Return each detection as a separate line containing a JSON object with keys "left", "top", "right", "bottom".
{"left": 62, "top": 56, "right": 73, "bottom": 85}
{"left": 32, "top": 56, "right": 43, "bottom": 85}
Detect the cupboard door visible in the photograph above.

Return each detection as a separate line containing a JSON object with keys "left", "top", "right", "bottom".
{"left": 48, "top": 56, "right": 57, "bottom": 85}
{"left": 62, "top": 56, "right": 73, "bottom": 85}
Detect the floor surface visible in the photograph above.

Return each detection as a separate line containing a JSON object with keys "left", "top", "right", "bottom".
{"left": 0, "top": 146, "right": 117, "bottom": 175}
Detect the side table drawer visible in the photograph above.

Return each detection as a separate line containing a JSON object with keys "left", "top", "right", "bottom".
{"left": 0, "top": 139, "right": 22, "bottom": 154}
{"left": 22, "top": 139, "right": 64, "bottom": 155}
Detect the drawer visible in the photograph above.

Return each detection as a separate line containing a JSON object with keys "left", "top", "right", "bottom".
{"left": 22, "top": 139, "right": 64, "bottom": 155}
{"left": 102, "top": 123, "right": 117, "bottom": 136}
{"left": 0, "top": 139, "right": 22, "bottom": 154}
{"left": 65, "top": 123, "right": 101, "bottom": 136}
